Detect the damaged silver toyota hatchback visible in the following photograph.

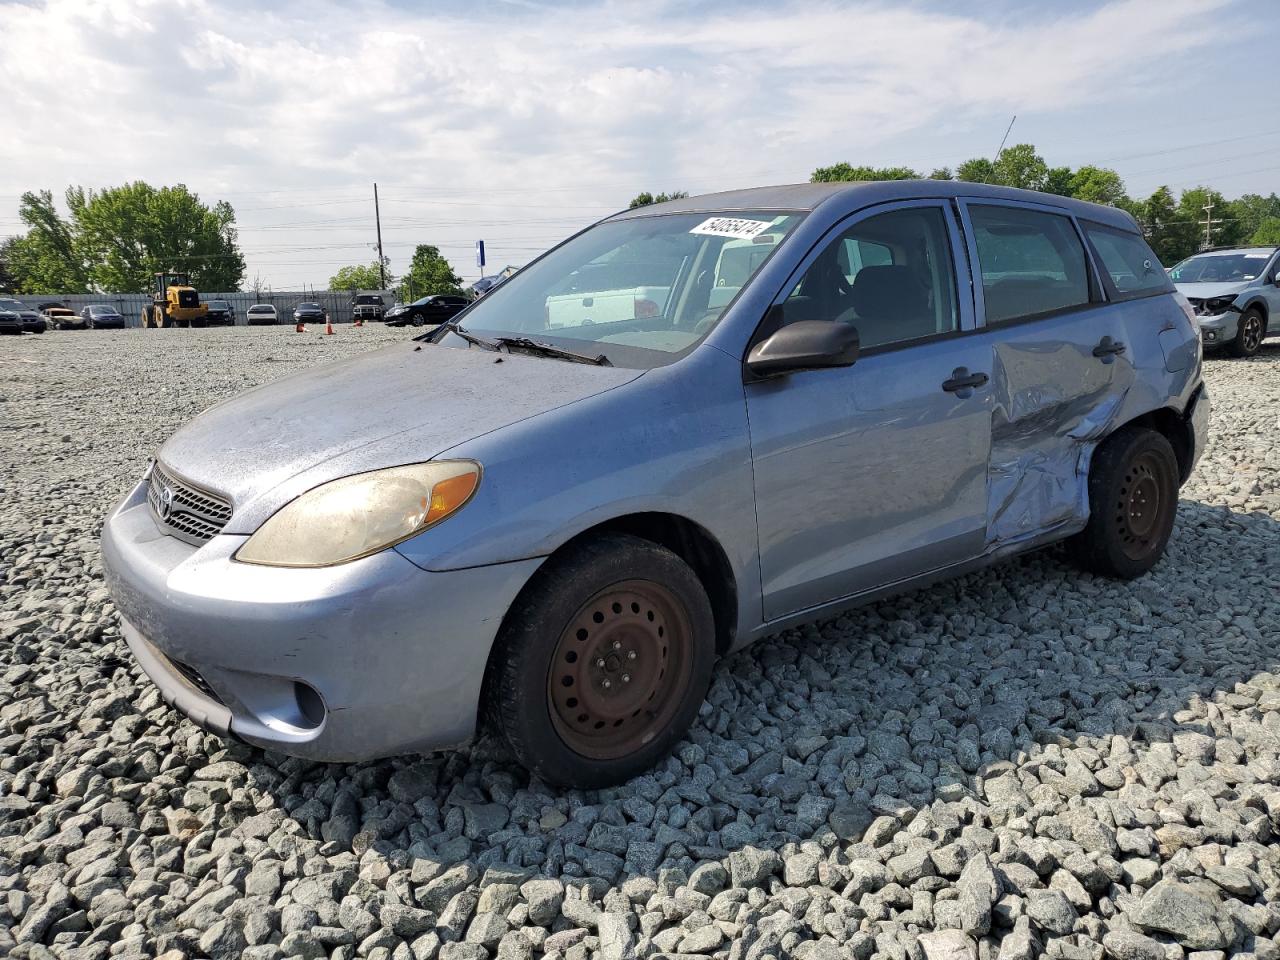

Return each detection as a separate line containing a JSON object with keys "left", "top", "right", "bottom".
{"left": 102, "top": 182, "right": 1208, "bottom": 787}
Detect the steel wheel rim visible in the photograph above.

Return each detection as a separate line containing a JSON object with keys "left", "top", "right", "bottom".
{"left": 1115, "top": 451, "right": 1171, "bottom": 561}
{"left": 548, "top": 579, "right": 693, "bottom": 760}
{"left": 1243, "top": 315, "right": 1262, "bottom": 352}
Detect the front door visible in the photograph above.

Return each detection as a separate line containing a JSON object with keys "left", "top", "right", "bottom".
{"left": 745, "top": 201, "right": 995, "bottom": 621}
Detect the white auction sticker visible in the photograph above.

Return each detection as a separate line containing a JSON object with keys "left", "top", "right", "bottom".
{"left": 690, "top": 217, "right": 772, "bottom": 240}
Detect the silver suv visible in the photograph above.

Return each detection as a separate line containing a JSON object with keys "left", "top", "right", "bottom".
{"left": 1171, "top": 245, "right": 1280, "bottom": 357}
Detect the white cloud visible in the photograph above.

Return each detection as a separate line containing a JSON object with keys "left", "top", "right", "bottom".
{"left": 0, "top": 0, "right": 1237, "bottom": 287}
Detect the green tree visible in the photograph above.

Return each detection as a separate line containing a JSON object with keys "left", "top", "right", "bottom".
{"left": 810, "top": 164, "right": 918, "bottom": 183}
{"left": 329, "top": 262, "right": 388, "bottom": 291}
{"left": 1251, "top": 217, "right": 1280, "bottom": 245}
{"left": 1043, "top": 166, "right": 1076, "bottom": 197}
{"left": 955, "top": 157, "right": 995, "bottom": 183}
{"left": 68, "top": 182, "right": 245, "bottom": 292}
{"left": 10, "top": 190, "right": 89, "bottom": 292}
{"left": 1133, "top": 186, "right": 1194, "bottom": 266}
{"left": 399, "top": 245, "right": 461, "bottom": 299}
{"left": 927, "top": 167, "right": 953, "bottom": 181}
{"left": 990, "top": 144, "right": 1049, "bottom": 191}
{"left": 0, "top": 237, "right": 19, "bottom": 294}
{"left": 1068, "top": 165, "right": 1128, "bottom": 206}
{"left": 627, "top": 191, "right": 690, "bottom": 209}
{"left": 1232, "top": 193, "right": 1280, "bottom": 238}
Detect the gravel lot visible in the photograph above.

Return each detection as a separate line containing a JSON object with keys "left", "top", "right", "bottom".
{"left": 2, "top": 327, "right": 1279, "bottom": 960}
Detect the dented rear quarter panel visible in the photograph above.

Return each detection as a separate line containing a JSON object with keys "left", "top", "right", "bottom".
{"left": 983, "top": 292, "right": 1200, "bottom": 553}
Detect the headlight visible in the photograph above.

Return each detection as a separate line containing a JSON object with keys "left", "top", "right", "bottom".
{"left": 1203, "top": 295, "right": 1238, "bottom": 314}
{"left": 236, "top": 461, "right": 480, "bottom": 567}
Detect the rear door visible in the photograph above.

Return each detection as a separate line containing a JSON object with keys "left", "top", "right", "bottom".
{"left": 957, "top": 199, "right": 1136, "bottom": 548}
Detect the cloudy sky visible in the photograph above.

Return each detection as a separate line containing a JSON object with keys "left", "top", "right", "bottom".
{"left": 1, "top": 0, "right": 1276, "bottom": 290}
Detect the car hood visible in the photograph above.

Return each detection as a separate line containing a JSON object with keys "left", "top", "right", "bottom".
{"left": 158, "top": 341, "right": 645, "bottom": 533}
{"left": 1174, "top": 281, "right": 1249, "bottom": 299}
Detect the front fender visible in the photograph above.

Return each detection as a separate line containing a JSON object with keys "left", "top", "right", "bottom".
{"left": 392, "top": 345, "right": 763, "bottom": 633}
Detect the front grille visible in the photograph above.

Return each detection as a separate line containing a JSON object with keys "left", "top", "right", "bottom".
{"left": 147, "top": 462, "right": 233, "bottom": 545}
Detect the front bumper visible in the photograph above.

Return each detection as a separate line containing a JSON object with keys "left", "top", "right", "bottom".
{"left": 1197, "top": 311, "right": 1237, "bottom": 346}
{"left": 101, "top": 476, "right": 542, "bottom": 762}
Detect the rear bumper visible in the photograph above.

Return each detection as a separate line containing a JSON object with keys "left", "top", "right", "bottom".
{"left": 101, "top": 476, "right": 543, "bottom": 761}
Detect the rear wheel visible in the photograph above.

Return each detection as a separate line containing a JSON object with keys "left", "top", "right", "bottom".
{"left": 1229, "top": 307, "right": 1265, "bottom": 358}
{"left": 1068, "top": 427, "right": 1179, "bottom": 580}
{"left": 484, "top": 533, "right": 715, "bottom": 788}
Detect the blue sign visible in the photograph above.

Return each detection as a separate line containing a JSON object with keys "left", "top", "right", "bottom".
{"left": 475, "top": 240, "right": 486, "bottom": 269}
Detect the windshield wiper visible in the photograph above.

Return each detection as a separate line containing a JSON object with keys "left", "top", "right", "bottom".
{"left": 494, "top": 336, "right": 612, "bottom": 366}
{"left": 446, "top": 324, "right": 503, "bottom": 351}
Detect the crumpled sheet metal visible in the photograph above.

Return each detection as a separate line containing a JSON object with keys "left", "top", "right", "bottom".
{"left": 985, "top": 343, "right": 1130, "bottom": 549}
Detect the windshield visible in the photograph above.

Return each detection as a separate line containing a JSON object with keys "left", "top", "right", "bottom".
{"left": 298, "top": 303, "right": 320, "bottom": 309}
{"left": 0, "top": 299, "right": 25, "bottom": 310}
{"left": 355, "top": 295, "right": 382, "bottom": 304}
{"left": 450, "top": 211, "right": 804, "bottom": 367}
{"left": 90, "top": 305, "right": 116, "bottom": 314}
{"left": 249, "top": 305, "right": 272, "bottom": 313}
{"left": 1171, "top": 251, "right": 1272, "bottom": 283}
{"left": 207, "top": 301, "right": 229, "bottom": 309}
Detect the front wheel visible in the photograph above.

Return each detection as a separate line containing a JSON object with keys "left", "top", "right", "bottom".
{"left": 1229, "top": 307, "right": 1266, "bottom": 358}
{"left": 1068, "top": 427, "right": 1179, "bottom": 580}
{"left": 484, "top": 533, "right": 715, "bottom": 788}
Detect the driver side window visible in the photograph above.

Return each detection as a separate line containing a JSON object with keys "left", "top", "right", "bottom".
{"left": 783, "top": 207, "right": 958, "bottom": 351}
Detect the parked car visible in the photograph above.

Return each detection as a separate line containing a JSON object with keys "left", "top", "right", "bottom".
{"left": 81, "top": 304, "right": 126, "bottom": 329}
{"left": 41, "top": 305, "right": 85, "bottom": 330}
{"left": 246, "top": 304, "right": 279, "bottom": 325}
{"left": 102, "top": 181, "right": 1207, "bottom": 787}
{"left": 1169, "top": 245, "right": 1280, "bottom": 356}
{"left": 0, "top": 298, "right": 47, "bottom": 333}
{"left": 204, "top": 300, "right": 237, "bottom": 326}
{"left": 293, "top": 302, "right": 327, "bottom": 325}
{"left": 384, "top": 294, "right": 470, "bottom": 327}
{"left": 351, "top": 294, "right": 385, "bottom": 322}
{"left": 0, "top": 305, "right": 23, "bottom": 335}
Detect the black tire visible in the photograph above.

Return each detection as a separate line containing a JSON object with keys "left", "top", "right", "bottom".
{"left": 483, "top": 533, "right": 716, "bottom": 788}
{"left": 1068, "top": 427, "right": 1179, "bottom": 580}
{"left": 1229, "top": 307, "right": 1266, "bottom": 358}
{"left": 411, "top": 314, "right": 424, "bottom": 327}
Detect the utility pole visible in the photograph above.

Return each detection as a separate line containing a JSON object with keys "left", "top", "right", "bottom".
{"left": 1201, "top": 203, "right": 1223, "bottom": 250}
{"left": 374, "top": 182, "right": 386, "bottom": 291}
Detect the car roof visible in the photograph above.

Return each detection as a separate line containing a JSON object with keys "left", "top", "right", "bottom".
{"left": 1188, "top": 246, "right": 1279, "bottom": 257}
{"left": 608, "top": 180, "right": 1140, "bottom": 232}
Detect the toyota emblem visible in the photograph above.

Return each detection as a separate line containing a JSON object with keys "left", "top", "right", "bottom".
{"left": 159, "top": 485, "right": 176, "bottom": 521}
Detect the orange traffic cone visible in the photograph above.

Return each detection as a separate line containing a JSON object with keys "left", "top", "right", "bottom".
{"left": 295, "top": 321, "right": 305, "bottom": 333}
{"left": 325, "top": 319, "right": 335, "bottom": 336}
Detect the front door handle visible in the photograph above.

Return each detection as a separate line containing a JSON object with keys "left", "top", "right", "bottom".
{"left": 1093, "top": 336, "right": 1127, "bottom": 361}
{"left": 942, "top": 367, "right": 989, "bottom": 395}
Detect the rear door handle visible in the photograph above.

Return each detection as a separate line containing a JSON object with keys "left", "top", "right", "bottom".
{"left": 1093, "top": 336, "right": 1127, "bottom": 360}
{"left": 942, "top": 368, "right": 989, "bottom": 395}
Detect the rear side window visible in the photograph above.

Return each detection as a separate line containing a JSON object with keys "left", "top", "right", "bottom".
{"left": 1082, "top": 222, "right": 1173, "bottom": 299}
{"left": 970, "top": 205, "right": 1091, "bottom": 324}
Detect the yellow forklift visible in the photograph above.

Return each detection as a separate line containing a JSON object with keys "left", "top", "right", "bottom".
{"left": 141, "top": 271, "right": 208, "bottom": 328}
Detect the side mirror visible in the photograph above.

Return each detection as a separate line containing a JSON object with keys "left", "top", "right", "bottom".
{"left": 746, "top": 319, "right": 860, "bottom": 377}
